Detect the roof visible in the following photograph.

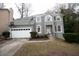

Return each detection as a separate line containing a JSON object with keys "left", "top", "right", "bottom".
{"left": 12, "top": 11, "right": 63, "bottom": 26}
{"left": 32, "top": 10, "right": 63, "bottom": 18}
{"left": 0, "top": 8, "right": 10, "bottom": 13}
{"left": 13, "top": 16, "right": 34, "bottom": 26}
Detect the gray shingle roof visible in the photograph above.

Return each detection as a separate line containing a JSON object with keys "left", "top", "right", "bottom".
{"left": 13, "top": 17, "right": 34, "bottom": 26}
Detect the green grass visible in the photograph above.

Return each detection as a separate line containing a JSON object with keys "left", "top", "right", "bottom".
{"left": 14, "top": 38, "right": 79, "bottom": 56}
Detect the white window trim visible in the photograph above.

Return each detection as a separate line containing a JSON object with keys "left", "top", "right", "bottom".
{"left": 56, "top": 16, "right": 62, "bottom": 21}
{"left": 57, "top": 25, "right": 62, "bottom": 33}
{"left": 36, "top": 16, "right": 41, "bottom": 22}
{"left": 36, "top": 25, "right": 41, "bottom": 33}
{"left": 45, "top": 15, "right": 52, "bottom": 22}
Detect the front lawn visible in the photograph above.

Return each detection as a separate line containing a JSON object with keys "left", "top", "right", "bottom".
{"left": 14, "top": 38, "right": 79, "bottom": 56}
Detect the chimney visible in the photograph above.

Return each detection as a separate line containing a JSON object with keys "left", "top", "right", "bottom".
{"left": 9, "top": 8, "right": 13, "bottom": 22}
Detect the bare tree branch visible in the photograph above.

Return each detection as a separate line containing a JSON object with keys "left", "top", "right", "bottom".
{"left": 15, "top": 3, "right": 32, "bottom": 18}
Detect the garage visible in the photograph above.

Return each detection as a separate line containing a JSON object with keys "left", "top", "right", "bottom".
{"left": 10, "top": 27, "right": 32, "bottom": 38}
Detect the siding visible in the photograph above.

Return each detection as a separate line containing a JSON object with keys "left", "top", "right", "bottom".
{"left": 0, "top": 9, "right": 10, "bottom": 34}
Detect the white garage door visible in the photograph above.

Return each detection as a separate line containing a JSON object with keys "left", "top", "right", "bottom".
{"left": 10, "top": 27, "right": 32, "bottom": 38}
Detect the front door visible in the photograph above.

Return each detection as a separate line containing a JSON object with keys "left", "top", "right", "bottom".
{"left": 46, "top": 25, "right": 52, "bottom": 34}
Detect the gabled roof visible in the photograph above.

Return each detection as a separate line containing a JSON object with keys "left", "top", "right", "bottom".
{"left": 32, "top": 10, "right": 63, "bottom": 18}
{"left": 12, "top": 10, "right": 63, "bottom": 26}
{"left": 13, "top": 16, "right": 34, "bottom": 26}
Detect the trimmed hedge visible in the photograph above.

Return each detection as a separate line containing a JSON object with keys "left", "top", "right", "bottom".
{"left": 2, "top": 31, "right": 10, "bottom": 39}
{"left": 63, "top": 33, "right": 79, "bottom": 43}
{"left": 30, "top": 32, "right": 37, "bottom": 39}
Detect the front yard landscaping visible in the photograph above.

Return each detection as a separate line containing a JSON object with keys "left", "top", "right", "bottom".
{"left": 14, "top": 37, "right": 79, "bottom": 56}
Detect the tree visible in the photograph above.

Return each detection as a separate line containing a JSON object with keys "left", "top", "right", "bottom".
{"left": 15, "top": 3, "right": 32, "bottom": 18}
{"left": 56, "top": 3, "right": 79, "bottom": 33}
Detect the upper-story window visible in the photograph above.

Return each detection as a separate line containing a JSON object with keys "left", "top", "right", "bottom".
{"left": 57, "top": 18, "right": 60, "bottom": 20}
{"left": 47, "top": 16, "right": 51, "bottom": 21}
{"left": 45, "top": 15, "right": 52, "bottom": 22}
{"left": 36, "top": 16, "right": 41, "bottom": 22}
{"left": 54, "top": 16, "right": 56, "bottom": 21}
{"left": 56, "top": 16, "right": 61, "bottom": 21}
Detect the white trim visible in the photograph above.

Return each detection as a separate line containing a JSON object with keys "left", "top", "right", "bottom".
{"left": 57, "top": 25, "right": 62, "bottom": 33}
{"left": 36, "top": 16, "right": 41, "bottom": 23}
{"left": 55, "top": 16, "right": 62, "bottom": 21}
{"left": 45, "top": 15, "right": 52, "bottom": 22}
{"left": 36, "top": 25, "right": 41, "bottom": 33}
{"left": 10, "top": 27, "right": 32, "bottom": 38}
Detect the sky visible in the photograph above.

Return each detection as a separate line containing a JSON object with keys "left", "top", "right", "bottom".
{"left": 1, "top": 0, "right": 79, "bottom": 19}
{"left": 4, "top": 0, "right": 57, "bottom": 19}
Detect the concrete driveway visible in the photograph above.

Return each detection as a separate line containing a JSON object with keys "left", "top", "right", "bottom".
{"left": 0, "top": 36, "right": 53, "bottom": 56}
{"left": 0, "top": 39, "right": 27, "bottom": 56}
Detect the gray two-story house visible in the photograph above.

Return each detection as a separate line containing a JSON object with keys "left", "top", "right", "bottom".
{"left": 10, "top": 12, "right": 64, "bottom": 39}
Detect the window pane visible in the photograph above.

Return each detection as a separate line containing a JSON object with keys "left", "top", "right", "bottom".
{"left": 36, "top": 17, "right": 41, "bottom": 22}
{"left": 55, "top": 26, "right": 57, "bottom": 32}
{"left": 47, "top": 17, "right": 50, "bottom": 21}
{"left": 38, "top": 27, "right": 40, "bottom": 32}
{"left": 57, "top": 18, "right": 60, "bottom": 20}
{"left": 58, "top": 25, "right": 61, "bottom": 31}
{"left": 37, "top": 26, "right": 41, "bottom": 32}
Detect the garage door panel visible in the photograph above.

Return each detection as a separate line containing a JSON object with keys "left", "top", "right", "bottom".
{"left": 12, "top": 31, "right": 30, "bottom": 38}
{"left": 11, "top": 28, "right": 32, "bottom": 38}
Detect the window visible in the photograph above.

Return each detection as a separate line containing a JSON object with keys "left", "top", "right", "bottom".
{"left": 36, "top": 25, "right": 41, "bottom": 33}
{"left": 27, "top": 29, "right": 30, "bottom": 30}
{"left": 38, "top": 27, "right": 40, "bottom": 32}
{"left": 45, "top": 15, "right": 52, "bottom": 22}
{"left": 56, "top": 16, "right": 61, "bottom": 21}
{"left": 36, "top": 16, "right": 41, "bottom": 22}
{"left": 58, "top": 25, "right": 61, "bottom": 31}
{"left": 55, "top": 26, "right": 57, "bottom": 32}
{"left": 57, "top": 18, "right": 60, "bottom": 20}
{"left": 37, "top": 26, "right": 40, "bottom": 32}
{"left": 23, "top": 29, "right": 25, "bottom": 30}
{"left": 47, "top": 17, "right": 50, "bottom": 21}
{"left": 25, "top": 29, "right": 30, "bottom": 30}
{"left": 54, "top": 16, "right": 56, "bottom": 20}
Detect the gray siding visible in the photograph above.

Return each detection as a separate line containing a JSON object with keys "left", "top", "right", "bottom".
{"left": 34, "top": 13, "right": 64, "bottom": 39}
{"left": 11, "top": 13, "right": 64, "bottom": 39}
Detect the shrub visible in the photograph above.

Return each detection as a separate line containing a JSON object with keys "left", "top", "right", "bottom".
{"left": 36, "top": 34, "right": 48, "bottom": 39}
{"left": 30, "top": 32, "right": 49, "bottom": 40}
{"left": 30, "top": 32, "right": 48, "bottom": 39}
{"left": 30, "top": 32, "right": 37, "bottom": 39}
{"left": 2, "top": 31, "right": 10, "bottom": 39}
{"left": 63, "top": 33, "right": 79, "bottom": 43}
{"left": 44, "top": 34, "right": 49, "bottom": 38}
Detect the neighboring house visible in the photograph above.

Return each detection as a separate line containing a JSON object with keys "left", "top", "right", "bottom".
{"left": 0, "top": 8, "right": 13, "bottom": 35}
{"left": 10, "top": 11, "right": 64, "bottom": 39}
